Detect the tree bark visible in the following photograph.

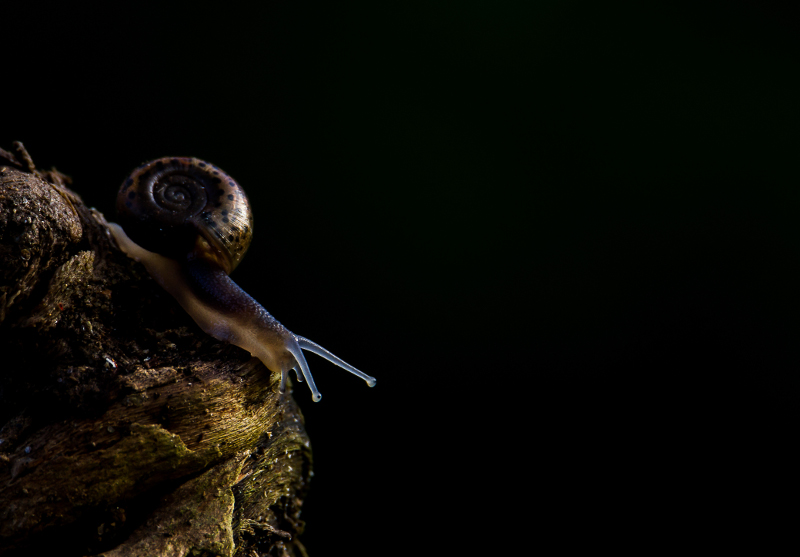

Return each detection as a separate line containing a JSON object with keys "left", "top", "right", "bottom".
{"left": 0, "top": 145, "right": 311, "bottom": 557}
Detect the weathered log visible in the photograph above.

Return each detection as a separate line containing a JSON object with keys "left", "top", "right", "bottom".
{"left": 0, "top": 144, "right": 311, "bottom": 557}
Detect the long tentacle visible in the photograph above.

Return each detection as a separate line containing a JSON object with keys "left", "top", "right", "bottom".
{"left": 296, "top": 336, "right": 377, "bottom": 387}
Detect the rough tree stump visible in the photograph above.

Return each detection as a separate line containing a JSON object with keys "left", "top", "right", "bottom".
{"left": 0, "top": 144, "right": 312, "bottom": 557}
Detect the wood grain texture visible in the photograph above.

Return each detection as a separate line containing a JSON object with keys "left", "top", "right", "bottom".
{"left": 0, "top": 152, "right": 311, "bottom": 557}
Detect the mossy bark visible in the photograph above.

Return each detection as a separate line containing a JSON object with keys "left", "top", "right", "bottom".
{"left": 0, "top": 146, "right": 312, "bottom": 557}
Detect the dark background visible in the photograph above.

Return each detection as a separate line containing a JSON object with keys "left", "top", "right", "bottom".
{"left": 4, "top": 1, "right": 800, "bottom": 552}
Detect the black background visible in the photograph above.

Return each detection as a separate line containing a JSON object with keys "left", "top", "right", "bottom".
{"left": 4, "top": 1, "right": 800, "bottom": 552}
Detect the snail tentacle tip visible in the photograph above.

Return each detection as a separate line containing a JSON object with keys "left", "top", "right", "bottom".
{"left": 312, "top": 393, "right": 322, "bottom": 403}
{"left": 366, "top": 378, "right": 377, "bottom": 388}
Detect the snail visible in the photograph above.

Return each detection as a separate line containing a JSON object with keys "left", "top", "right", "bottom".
{"left": 104, "top": 157, "right": 375, "bottom": 402}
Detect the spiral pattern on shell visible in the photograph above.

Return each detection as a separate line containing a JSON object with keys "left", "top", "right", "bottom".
{"left": 116, "top": 157, "right": 253, "bottom": 272}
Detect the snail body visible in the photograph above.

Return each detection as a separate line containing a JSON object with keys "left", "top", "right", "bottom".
{"left": 107, "top": 157, "right": 375, "bottom": 402}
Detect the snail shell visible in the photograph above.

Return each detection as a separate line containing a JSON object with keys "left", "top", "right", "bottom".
{"left": 105, "top": 157, "right": 375, "bottom": 402}
{"left": 116, "top": 157, "right": 252, "bottom": 274}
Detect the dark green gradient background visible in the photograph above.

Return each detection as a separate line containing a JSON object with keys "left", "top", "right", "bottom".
{"left": 4, "top": 1, "right": 800, "bottom": 553}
